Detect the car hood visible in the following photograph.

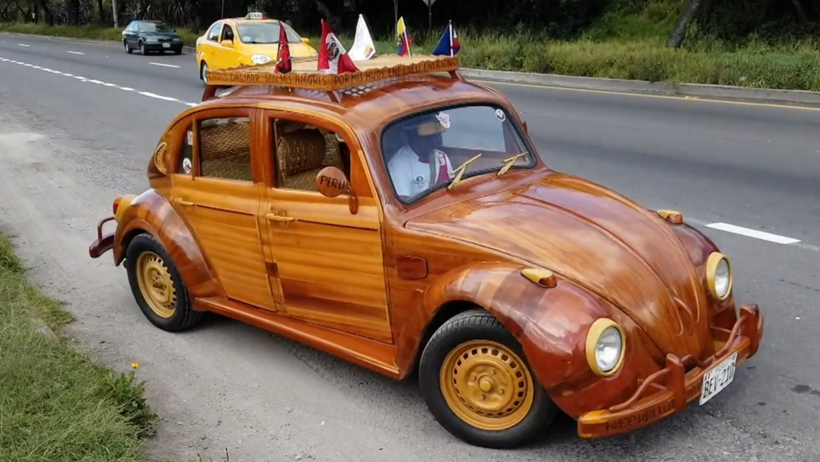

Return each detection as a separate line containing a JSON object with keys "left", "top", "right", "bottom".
{"left": 238, "top": 42, "right": 317, "bottom": 58}
{"left": 406, "top": 172, "right": 713, "bottom": 359}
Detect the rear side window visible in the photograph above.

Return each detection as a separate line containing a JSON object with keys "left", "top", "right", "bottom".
{"left": 197, "top": 117, "right": 253, "bottom": 182}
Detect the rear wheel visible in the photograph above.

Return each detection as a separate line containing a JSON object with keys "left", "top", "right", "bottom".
{"left": 418, "top": 309, "right": 558, "bottom": 449}
{"left": 125, "top": 233, "right": 203, "bottom": 332}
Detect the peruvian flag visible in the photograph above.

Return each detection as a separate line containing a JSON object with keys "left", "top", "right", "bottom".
{"left": 317, "top": 19, "right": 358, "bottom": 74}
{"left": 274, "top": 21, "right": 291, "bottom": 73}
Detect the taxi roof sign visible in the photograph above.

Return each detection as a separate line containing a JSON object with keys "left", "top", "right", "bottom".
{"left": 245, "top": 12, "right": 267, "bottom": 19}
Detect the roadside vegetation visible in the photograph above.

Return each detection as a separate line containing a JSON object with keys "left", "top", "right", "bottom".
{"left": 0, "top": 232, "right": 157, "bottom": 461}
{"left": 0, "top": 0, "right": 819, "bottom": 91}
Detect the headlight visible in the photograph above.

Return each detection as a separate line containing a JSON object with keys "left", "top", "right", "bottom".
{"left": 706, "top": 252, "right": 733, "bottom": 301}
{"left": 251, "top": 54, "right": 273, "bottom": 64}
{"left": 585, "top": 319, "right": 626, "bottom": 377}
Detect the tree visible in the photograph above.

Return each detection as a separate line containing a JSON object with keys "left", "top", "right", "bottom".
{"left": 666, "top": 0, "right": 704, "bottom": 48}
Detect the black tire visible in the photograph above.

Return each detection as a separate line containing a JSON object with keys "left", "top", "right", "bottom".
{"left": 174, "top": 48, "right": 182, "bottom": 55}
{"left": 419, "top": 309, "right": 558, "bottom": 449}
{"left": 124, "top": 40, "right": 132, "bottom": 54}
{"left": 139, "top": 42, "right": 147, "bottom": 55}
{"left": 125, "top": 233, "right": 203, "bottom": 332}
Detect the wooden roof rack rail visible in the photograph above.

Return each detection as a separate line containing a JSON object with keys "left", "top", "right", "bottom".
{"left": 201, "top": 54, "right": 462, "bottom": 103}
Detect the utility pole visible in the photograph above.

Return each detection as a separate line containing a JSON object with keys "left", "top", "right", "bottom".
{"left": 112, "top": 0, "right": 118, "bottom": 27}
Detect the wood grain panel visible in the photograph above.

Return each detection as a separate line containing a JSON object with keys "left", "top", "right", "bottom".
{"left": 264, "top": 193, "right": 391, "bottom": 343}
{"left": 173, "top": 176, "right": 277, "bottom": 311}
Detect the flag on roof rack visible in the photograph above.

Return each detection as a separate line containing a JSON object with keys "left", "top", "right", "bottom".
{"left": 317, "top": 19, "right": 359, "bottom": 74}
{"left": 396, "top": 16, "right": 412, "bottom": 57}
{"left": 432, "top": 21, "right": 460, "bottom": 56}
{"left": 274, "top": 21, "right": 292, "bottom": 73}
{"left": 348, "top": 14, "right": 376, "bottom": 61}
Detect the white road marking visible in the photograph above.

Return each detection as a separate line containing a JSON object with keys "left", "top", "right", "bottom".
{"left": 0, "top": 54, "right": 199, "bottom": 109}
{"left": 150, "top": 62, "right": 180, "bottom": 68}
{"left": 67, "top": 50, "right": 85, "bottom": 55}
{"left": 705, "top": 222, "right": 801, "bottom": 244}
{"left": 18, "top": 43, "right": 30, "bottom": 47}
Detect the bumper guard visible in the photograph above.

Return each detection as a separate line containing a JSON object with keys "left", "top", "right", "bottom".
{"left": 88, "top": 216, "right": 116, "bottom": 259}
{"left": 577, "top": 303, "right": 763, "bottom": 438}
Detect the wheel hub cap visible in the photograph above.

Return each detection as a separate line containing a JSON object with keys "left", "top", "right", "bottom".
{"left": 136, "top": 251, "right": 177, "bottom": 318}
{"left": 440, "top": 339, "right": 535, "bottom": 431}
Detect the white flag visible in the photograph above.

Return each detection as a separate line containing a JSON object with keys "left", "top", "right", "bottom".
{"left": 348, "top": 14, "right": 376, "bottom": 61}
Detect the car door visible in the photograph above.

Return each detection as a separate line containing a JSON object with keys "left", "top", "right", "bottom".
{"left": 200, "top": 21, "right": 222, "bottom": 69}
{"left": 124, "top": 22, "right": 138, "bottom": 47}
{"left": 169, "top": 106, "right": 279, "bottom": 311}
{"left": 260, "top": 110, "right": 393, "bottom": 344}
{"left": 217, "top": 24, "right": 239, "bottom": 69}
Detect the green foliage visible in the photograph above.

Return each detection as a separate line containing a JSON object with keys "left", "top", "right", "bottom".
{"left": 0, "top": 233, "right": 155, "bottom": 462}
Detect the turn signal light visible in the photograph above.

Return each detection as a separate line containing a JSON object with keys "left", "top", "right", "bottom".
{"left": 521, "top": 268, "right": 557, "bottom": 288}
{"left": 113, "top": 195, "right": 137, "bottom": 222}
{"left": 657, "top": 209, "right": 683, "bottom": 224}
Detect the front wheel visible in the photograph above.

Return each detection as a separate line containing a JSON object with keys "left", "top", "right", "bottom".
{"left": 125, "top": 233, "right": 203, "bottom": 332}
{"left": 418, "top": 309, "right": 558, "bottom": 449}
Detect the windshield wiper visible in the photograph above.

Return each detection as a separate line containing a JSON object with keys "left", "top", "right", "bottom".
{"left": 446, "top": 153, "right": 482, "bottom": 191}
{"left": 497, "top": 152, "right": 529, "bottom": 177}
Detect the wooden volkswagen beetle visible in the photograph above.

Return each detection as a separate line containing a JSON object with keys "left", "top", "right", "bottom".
{"left": 89, "top": 55, "right": 764, "bottom": 448}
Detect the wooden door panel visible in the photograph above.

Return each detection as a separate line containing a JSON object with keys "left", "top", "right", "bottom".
{"left": 173, "top": 177, "right": 277, "bottom": 311}
{"left": 267, "top": 215, "right": 392, "bottom": 343}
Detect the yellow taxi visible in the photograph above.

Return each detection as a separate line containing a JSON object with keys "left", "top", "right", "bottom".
{"left": 196, "top": 12, "right": 318, "bottom": 84}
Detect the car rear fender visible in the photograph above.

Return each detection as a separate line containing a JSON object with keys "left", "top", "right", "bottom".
{"left": 114, "top": 188, "right": 225, "bottom": 300}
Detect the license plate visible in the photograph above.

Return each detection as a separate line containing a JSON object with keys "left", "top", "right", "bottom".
{"left": 699, "top": 352, "right": 737, "bottom": 405}
{"left": 162, "top": 43, "right": 170, "bottom": 48}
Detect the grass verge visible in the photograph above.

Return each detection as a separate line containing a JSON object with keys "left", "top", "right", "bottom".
{"left": 1, "top": 17, "right": 819, "bottom": 92}
{"left": 0, "top": 232, "right": 157, "bottom": 462}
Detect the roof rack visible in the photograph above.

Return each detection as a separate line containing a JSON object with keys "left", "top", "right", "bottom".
{"left": 201, "top": 54, "right": 461, "bottom": 103}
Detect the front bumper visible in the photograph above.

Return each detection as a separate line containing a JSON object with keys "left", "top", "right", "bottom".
{"left": 142, "top": 42, "right": 182, "bottom": 52}
{"left": 89, "top": 216, "right": 116, "bottom": 259}
{"left": 577, "top": 304, "right": 764, "bottom": 438}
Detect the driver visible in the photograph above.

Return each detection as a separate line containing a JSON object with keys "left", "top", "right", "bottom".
{"left": 387, "top": 113, "right": 455, "bottom": 198}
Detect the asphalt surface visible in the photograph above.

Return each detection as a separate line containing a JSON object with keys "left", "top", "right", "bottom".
{"left": 1, "top": 32, "right": 819, "bottom": 462}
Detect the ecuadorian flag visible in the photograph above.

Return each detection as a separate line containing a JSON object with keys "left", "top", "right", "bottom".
{"left": 397, "top": 17, "right": 412, "bottom": 56}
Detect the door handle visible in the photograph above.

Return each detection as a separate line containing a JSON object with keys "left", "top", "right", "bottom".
{"left": 265, "top": 212, "right": 295, "bottom": 223}
{"left": 173, "top": 198, "right": 194, "bottom": 206}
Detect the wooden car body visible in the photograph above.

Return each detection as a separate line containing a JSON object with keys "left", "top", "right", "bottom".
{"left": 89, "top": 55, "right": 764, "bottom": 445}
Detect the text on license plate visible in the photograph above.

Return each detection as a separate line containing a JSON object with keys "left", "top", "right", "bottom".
{"left": 699, "top": 352, "right": 738, "bottom": 406}
{"left": 162, "top": 43, "right": 170, "bottom": 48}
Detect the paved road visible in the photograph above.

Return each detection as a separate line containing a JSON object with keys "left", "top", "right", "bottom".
{"left": 1, "top": 32, "right": 819, "bottom": 462}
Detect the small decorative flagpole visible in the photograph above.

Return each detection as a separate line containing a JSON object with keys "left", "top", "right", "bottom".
{"left": 449, "top": 20, "right": 453, "bottom": 57}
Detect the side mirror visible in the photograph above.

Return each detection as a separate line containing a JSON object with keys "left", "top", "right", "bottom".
{"left": 316, "top": 166, "right": 358, "bottom": 214}
{"left": 221, "top": 39, "right": 233, "bottom": 47}
{"left": 522, "top": 121, "right": 528, "bottom": 134}
{"left": 301, "top": 37, "right": 310, "bottom": 44}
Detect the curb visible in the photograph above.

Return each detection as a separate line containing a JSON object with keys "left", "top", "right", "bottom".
{"left": 458, "top": 68, "right": 820, "bottom": 106}
{"left": 4, "top": 31, "right": 820, "bottom": 106}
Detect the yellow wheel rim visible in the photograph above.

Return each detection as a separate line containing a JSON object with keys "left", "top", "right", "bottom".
{"left": 135, "top": 251, "right": 177, "bottom": 318}
{"left": 440, "top": 339, "right": 535, "bottom": 431}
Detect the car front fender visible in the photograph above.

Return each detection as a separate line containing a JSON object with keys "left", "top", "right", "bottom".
{"left": 114, "top": 189, "right": 225, "bottom": 301}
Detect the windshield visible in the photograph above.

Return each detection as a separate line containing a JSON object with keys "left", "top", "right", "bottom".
{"left": 237, "top": 22, "right": 302, "bottom": 44}
{"left": 140, "top": 22, "right": 170, "bottom": 32}
{"left": 381, "top": 104, "right": 537, "bottom": 203}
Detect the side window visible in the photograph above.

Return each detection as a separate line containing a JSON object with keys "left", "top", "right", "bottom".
{"left": 197, "top": 117, "right": 253, "bottom": 182}
{"left": 271, "top": 119, "right": 350, "bottom": 192}
{"left": 207, "top": 23, "right": 222, "bottom": 42}
{"left": 221, "top": 25, "right": 234, "bottom": 42}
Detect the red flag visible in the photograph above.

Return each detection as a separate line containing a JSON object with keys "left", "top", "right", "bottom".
{"left": 274, "top": 21, "right": 291, "bottom": 73}
{"left": 317, "top": 19, "right": 358, "bottom": 74}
